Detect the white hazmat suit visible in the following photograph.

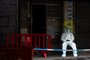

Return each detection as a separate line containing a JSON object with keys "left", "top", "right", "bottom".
{"left": 61, "top": 29, "right": 78, "bottom": 57}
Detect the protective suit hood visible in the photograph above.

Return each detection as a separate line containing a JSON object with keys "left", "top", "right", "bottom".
{"left": 64, "top": 28, "right": 70, "bottom": 33}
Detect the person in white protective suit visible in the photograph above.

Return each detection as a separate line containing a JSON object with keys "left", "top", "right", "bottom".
{"left": 61, "top": 28, "right": 78, "bottom": 57}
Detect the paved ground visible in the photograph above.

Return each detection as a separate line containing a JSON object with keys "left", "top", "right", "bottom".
{"left": 33, "top": 56, "right": 90, "bottom": 60}
{"left": 33, "top": 52, "right": 90, "bottom": 60}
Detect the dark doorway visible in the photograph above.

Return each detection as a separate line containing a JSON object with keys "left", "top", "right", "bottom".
{"left": 76, "top": 1, "right": 90, "bottom": 49}
{"left": 32, "top": 4, "right": 46, "bottom": 34}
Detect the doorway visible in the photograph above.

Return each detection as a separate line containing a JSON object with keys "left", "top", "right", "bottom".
{"left": 32, "top": 4, "right": 46, "bottom": 34}
{"left": 76, "top": 1, "right": 90, "bottom": 49}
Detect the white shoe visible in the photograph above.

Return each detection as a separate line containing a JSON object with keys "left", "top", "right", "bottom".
{"left": 73, "top": 54, "right": 78, "bottom": 57}
{"left": 62, "top": 54, "right": 66, "bottom": 57}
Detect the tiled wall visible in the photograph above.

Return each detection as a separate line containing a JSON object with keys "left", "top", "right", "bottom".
{"left": 0, "top": 0, "right": 18, "bottom": 45}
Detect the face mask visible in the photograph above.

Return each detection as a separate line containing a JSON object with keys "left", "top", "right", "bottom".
{"left": 64, "top": 29, "right": 70, "bottom": 33}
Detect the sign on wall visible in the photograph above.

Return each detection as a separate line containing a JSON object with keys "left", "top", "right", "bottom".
{"left": 64, "top": 1, "right": 74, "bottom": 33}
{"left": 64, "top": 19, "right": 73, "bottom": 32}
